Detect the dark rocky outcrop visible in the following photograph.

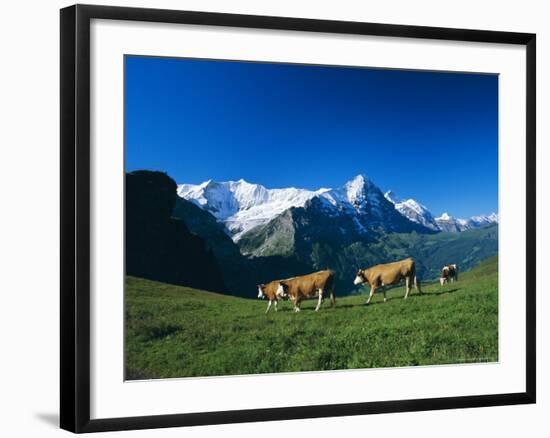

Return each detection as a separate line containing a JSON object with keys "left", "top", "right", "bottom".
{"left": 126, "top": 170, "right": 225, "bottom": 293}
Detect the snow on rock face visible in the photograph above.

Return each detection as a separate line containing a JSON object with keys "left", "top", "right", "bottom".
{"left": 385, "top": 190, "right": 499, "bottom": 233}
{"left": 384, "top": 190, "right": 439, "bottom": 231}
{"left": 178, "top": 175, "right": 389, "bottom": 240}
{"left": 177, "top": 179, "right": 323, "bottom": 240}
{"left": 434, "top": 211, "right": 499, "bottom": 232}
{"left": 434, "top": 212, "right": 464, "bottom": 232}
{"left": 344, "top": 174, "right": 368, "bottom": 204}
{"left": 470, "top": 213, "right": 499, "bottom": 225}
{"left": 319, "top": 175, "right": 383, "bottom": 213}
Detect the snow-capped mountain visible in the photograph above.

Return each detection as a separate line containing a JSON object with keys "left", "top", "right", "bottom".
{"left": 384, "top": 190, "right": 498, "bottom": 233}
{"left": 236, "top": 175, "right": 427, "bottom": 257}
{"left": 177, "top": 179, "right": 326, "bottom": 240}
{"left": 179, "top": 175, "right": 422, "bottom": 241}
{"left": 129, "top": 170, "right": 499, "bottom": 296}
{"left": 434, "top": 212, "right": 499, "bottom": 232}
{"left": 384, "top": 191, "right": 440, "bottom": 231}
{"left": 319, "top": 175, "right": 384, "bottom": 214}
{"left": 470, "top": 213, "right": 499, "bottom": 226}
{"left": 434, "top": 212, "right": 467, "bottom": 232}
{"left": 178, "top": 175, "right": 498, "bottom": 240}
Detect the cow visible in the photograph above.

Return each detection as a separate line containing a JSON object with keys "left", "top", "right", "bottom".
{"left": 439, "top": 264, "right": 458, "bottom": 286}
{"left": 276, "top": 270, "right": 335, "bottom": 312}
{"left": 353, "top": 257, "right": 422, "bottom": 305}
{"left": 257, "top": 280, "right": 289, "bottom": 313}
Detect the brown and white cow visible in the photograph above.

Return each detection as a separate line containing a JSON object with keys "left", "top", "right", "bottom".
{"left": 439, "top": 264, "right": 458, "bottom": 286}
{"left": 257, "top": 280, "right": 289, "bottom": 313}
{"left": 353, "top": 257, "right": 422, "bottom": 305}
{"left": 276, "top": 270, "right": 335, "bottom": 312}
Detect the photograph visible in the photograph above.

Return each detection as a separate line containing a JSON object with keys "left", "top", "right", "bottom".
{"left": 124, "top": 55, "right": 499, "bottom": 380}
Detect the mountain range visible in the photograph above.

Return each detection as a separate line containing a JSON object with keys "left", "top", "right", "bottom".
{"left": 178, "top": 175, "right": 498, "bottom": 240}
{"left": 124, "top": 171, "right": 498, "bottom": 297}
{"left": 170, "top": 173, "right": 499, "bottom": 296}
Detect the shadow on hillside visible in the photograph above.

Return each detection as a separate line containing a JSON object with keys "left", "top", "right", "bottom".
{"left": 423, "top": 288, "right": 460, "bottom": 297}
{"left": 259, "top": 288, "right": 461, "bottom": 313}
{"left": 332, "top": 301, "right": 389, "bottom": 309}
{"left": 324, "top": 289, "right": 461, "bottom": 310}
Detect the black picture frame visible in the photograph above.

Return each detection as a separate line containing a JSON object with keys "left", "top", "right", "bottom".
{"left": 60, "top": 4, "right": 536, "bottom": 433}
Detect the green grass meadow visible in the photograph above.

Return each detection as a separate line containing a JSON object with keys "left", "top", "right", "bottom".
{"left": 125, "top": 256, "right": 498, "bottom": 380}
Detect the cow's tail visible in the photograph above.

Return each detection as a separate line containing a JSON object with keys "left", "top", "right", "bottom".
{"left": 327, "top": 270, "right": 336, "bottom": 307}
{"left": 410, "top": 261, "right": 422, "bottom": 294}
{"left": 329, "top": 290, "right": 336, "bottom": 307}
{"left": 414, "top": 275, "right": 423, "bottom": 294}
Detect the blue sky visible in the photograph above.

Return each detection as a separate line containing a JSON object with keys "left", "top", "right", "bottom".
{"left": 125, "top": 56, "right": 498, "bottom": 218}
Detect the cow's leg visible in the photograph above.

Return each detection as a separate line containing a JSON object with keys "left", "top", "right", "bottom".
{"left": 294, "top": 299, "right": 301, "bottom": 312}
{"left": 366, "top": 286, "right": 377, "bottom": 305}
{"left": 315, "top": 289, "right": 324, "bottom": 312}
{"left": 329, "top": 288, "right": 336, "bottom": 308}
{"left": 274, "top": 300, "right": 278, "bottom": 312}
{"left": 265, "top": 300, "right": 272, "bottom": 314}
{"left": 383, "top": 287, "right": 387, "bottom": 302}
{"left": 404, "top": 276, "right": 411, "bottom": 299}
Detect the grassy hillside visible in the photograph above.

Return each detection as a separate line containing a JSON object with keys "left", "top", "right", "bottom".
{"left": 373, "top": 225, "right": 498, "bottom": 279}
{"left": 125, "top": 256, "right": 498, "bottom": 380}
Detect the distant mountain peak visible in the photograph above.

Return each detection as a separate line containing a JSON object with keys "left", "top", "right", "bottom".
{"left": 344, "top": 175, "right": 368, "bottom": 203}
{"left": 433, "top": 211, "right": 498, "bottom": 232}
{"left": 384, "top": 190, "right": 439, "bottom": 231}
{"left": 347, "top": 174, "right": 368, "bottom": 186}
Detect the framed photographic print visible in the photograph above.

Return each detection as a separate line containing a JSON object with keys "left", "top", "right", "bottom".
{"left": 60, "top": 4, "right": 536, "bottom": 433}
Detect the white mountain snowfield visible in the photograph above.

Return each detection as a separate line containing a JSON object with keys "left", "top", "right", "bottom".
{"left": 178, "top": 175, "right": 498, "bottom": 240}
{"left": 383, "top": 191, "right": 498, "bottom": 232}
{"left": 384, "top": 190, "right": 440, "bottom": 231}
{"left": 177, "top": 179, "right": 328, "bottom": 240}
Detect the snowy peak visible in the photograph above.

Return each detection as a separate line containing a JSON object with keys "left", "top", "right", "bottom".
{"left": 385, "top": 191, "right": 498, "bottom": 233}
{"left": 177, "top": 179, "right": 321, "bottom": 239}
{"left": 384, "top": 190, "right": 439, "bottom": 231}
{"left": 320, "top": 175, "right": 386, "bottom": 212}
{"left": 434, "top": 211, "right": 498, "bottom": 232}
{"left": 470, "top": 213, "right": 499, "bottom": 224}
{"left": 434, "top": 212, "right": 463, "bottom": 232}
{"left": 344, "top": 174, "right": 368, "bottom": 203}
